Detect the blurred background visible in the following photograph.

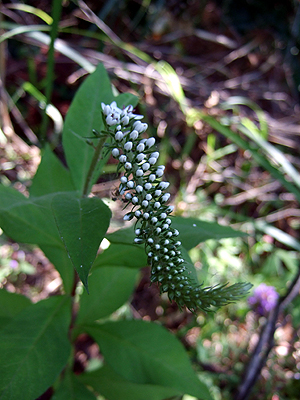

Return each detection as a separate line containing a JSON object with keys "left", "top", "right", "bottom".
{"left": 1, "top": 1, "right": 300, "bottom": 399}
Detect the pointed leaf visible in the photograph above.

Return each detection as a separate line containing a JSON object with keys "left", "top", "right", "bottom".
{"left": 30, "top": 145, "right": 75, "bottom": 197}
{"left": 93, "top": 243, "right": 147, "bottom": 269}
{"left": 0, "top": 295, "right": 72, "bottom": 400}
{"left": 0, "top": 186, "right": 75, "bottom": 292}
{"left": 79, "top": 365, "right": 181, "bottom": 400}
{"left": 84, "top": 320, "right": 212, "bottom": 400}
{"left": 62, "top": 63, "right": 138, "bottom": 193}
{"left": 51, "top": 193, "right": 111, "bottom": 289}
{"left": 76, "top": 266, "right": 138, "bottom": 325}
{"left": 172, "top": 216, "right": 248, "bottom": 251}
{"left": 52, "top": 371, "right": 97, "bottom": 400}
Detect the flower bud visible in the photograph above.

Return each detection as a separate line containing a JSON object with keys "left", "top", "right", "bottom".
{"left": 112, "top": 148, "right": 119, "bottom": 157}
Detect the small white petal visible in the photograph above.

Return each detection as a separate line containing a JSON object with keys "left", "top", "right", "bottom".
{"left": 143, "top": 212, "right": 149, "bottom": 219}
{"left": 156, "top": 169, "right": 164, "bottom": 178}
{"left": 130, "top": 130, "right": 139, "bottom": 140}
{"left": 154, "top": 190, "right": 162, "bottom": 197}
{"left": 142, "top": 163, "right": 150, "bottom": 171}
{"left": 136, "top": 169, "right": 144, "bottom": 177}
{"left": 112, "top": 148, "right": 119, "bottom": 157}
{"left": 166, "top": 218, "right": 171, "bottom": 224}
{"left": 125, "top": 162, "right": 132, "bottom": 170}
{"left": 136, "top": 153, "right": 145, "bottom": 162}
{"left": 120, "top": 176, "right": 127, "bottom": 183}
{"left": 136, "top": 185, "right": 143, "bottom": 193}
{"left": 151, "top": 217, "right": 158, "bottom": 224}
{"left": 137, "top": 143, "right": 145, "bottom": 152}
{"left": 145, "top": 194, "right": 152, "bottom": 201}
{"left": 125, "top": 193, "right": 132, "bottom": 200}
{"left": 115, "top": 131, "right": 124, "bottom": 141}
{"left": 127, "top": 181, "right": 134, "bottom": 189}
{"left": 161, "top": 193, "right": 170, "bottom": 202}
{"left": 124, "top": 141, "right": 133, "bottom": 151}
{"left": 149, "top": 174, "right": 156, "bottom": 182}
{"left": 154, "top": 202, "right": 161, "bottom": 209}
{"left": 151, "top": 152, "right": 159, "bottom": 159}
{"left": 160, "top": 213, "right": 167, "bottom": 219}
{"left": 119, "top": 155, "right": 127, "bottom": 163}
{"left": 121, "top": 115, "right": 130, "bottom": 125}
{"left": 135, "top": 228, "right": 141, "bottom": 235}
{"left": 144, "top": 182, "right": 152, "bottom": 190}
{"left": 156, "top": 227, "right": 162, "bottom": 234}
{"left": 146, "top": 137, "right": 155, "bottom": 148}
{"left": 132, "top": 196, "right": 139, "bottom": 204}
{"left": 148, "top": 238, "right": 154, "bottom": 244}
{"left": 142, "top": 200, "right": 148, "bottom": 207}
{"left": 148, "top": 157, "right": 157, "bottom": 165}
{"left": 135, "top": 210, "right": 141, "bottom": 217}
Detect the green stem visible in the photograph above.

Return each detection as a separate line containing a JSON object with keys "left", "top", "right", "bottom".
{"left": 82, "top": 136, "right": 107, "bottom": 196}
{"left": 40, "top": 0, "right": 62, "bottom": 146}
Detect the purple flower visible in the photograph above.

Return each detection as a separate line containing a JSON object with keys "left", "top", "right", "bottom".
{"left": 248, "top": 283, "right": 279, "bottom": 315}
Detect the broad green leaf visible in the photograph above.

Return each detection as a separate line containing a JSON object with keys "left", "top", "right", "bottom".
{"left": 172, "top": 216, "right": 248, "bottom": 251}
{"left": 93, "top": 243, "right": 147, "bottom": 269}
{"left": 76, "top": 266, "right": 138, "bottom": 325}
{"left": 79, "top": 365, "right": 181, "bottom": 400}
{"left": 0, "top": 186, "right": 75, "bottom": 292}
{"left": 51, "top": 193, "right": 111, "bottom": 289}
{"left": 30, "top": 145, "right": 75, "bottom": 197}
{"left": 0, "top": 295, "right": 71, "bottom": 400}
{"left": 0, "top": 290, "right": 31, "bottom": 329}
{"left": 106, "top": 227, "right": 136, "bottom": 245}
{"left": 52, "top": 371, "right": 97, "bottom": 400}
{"left": 39, "top": 244, "right": 74, "bottom": 294}
{"left": 62, "top": 63, "right": 138, "bottom": 194}
{"left": 84, "top": 320, "right": 212, "bottom": 400}
{"left": 0, "top": 186, "right": 64, "bottom": 247}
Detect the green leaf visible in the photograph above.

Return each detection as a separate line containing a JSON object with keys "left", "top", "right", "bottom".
{"left": 172, "top": 216, "right": 248, "bottom": 251}
{"left": 39, "top": 244, "right": 75, "bottom": 294}
{"left": 0, "top": 186, "right": 75, "bottom": 292}
{"left": 0, "top": 186, "right": 63, "bottom": 247}
{"left": 76, "top": 266, "right": 138, "bottom": 325}
{"left": 93, "top": 243, "right": 147, "bottom": 269}
{"left": 0, "top": 290, "right": 32, "bottom": 329}
{"left": 79, "top": 365, "right": 181, "bottom": 400}
{"left": 84, "top": 320, "right": 212, "bottom": 400}
{"left": 62, "top": 63, "right": 138, "bottom": 194}
{"left": 106, "top": 226, "right": 136, "bottom": 244}
{"left": 0, "top": 295, "right": 72, "bottom": 400}
{"left": 52, "top": 371, "right": 97, "bottom": 400}
{"left": 51, "top": 193, "right": 111, "bottom": 289}
{"left": 29, "top": 145, "right": 75, "bottom": 197}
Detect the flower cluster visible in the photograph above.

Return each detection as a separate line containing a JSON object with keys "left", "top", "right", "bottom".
{"left": 248, "top": 283, "right": 279, "bottom": 316}
{"left": 100, "top": 101, "right": 251, "bottom": 312}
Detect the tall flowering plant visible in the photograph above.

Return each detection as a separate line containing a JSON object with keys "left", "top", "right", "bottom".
{"left": 0, "top": 64, "right": 251, "bottom": 400}
{"left": 98, "top": 101, "right": 251, "bottom": 312}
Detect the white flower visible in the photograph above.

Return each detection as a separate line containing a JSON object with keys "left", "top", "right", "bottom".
{"left": 130, "top": 130, "right": 139, "bottom": 140}
{"left": 136, "top": 153, "right": 145, "bottom": 162}
{"left": 124, "top": 142, "right": 133, "bottom": 151}
{"left": 115, "top": 131, "right": 124, "bottom": 141}
{"left": 112, "top": 148, "right": 119, "bottom": 157}
{"left": 146, "top": 137, "right": 155, "bottom": 148}
{"left": 137, "top": 143, "right": 145, "bottom": 152}
{"left": 142, "top": 162, "right": 150, "bottom": 171}
{"left": 125, "top": 162, "right": 132, "bottom": 170}
{"left": 119, "top": 155, "right": 127, "bottom": 163}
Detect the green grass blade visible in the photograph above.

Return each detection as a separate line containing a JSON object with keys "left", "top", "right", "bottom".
{"left": 201, "top": 114, "right": 300, "bottom": 203}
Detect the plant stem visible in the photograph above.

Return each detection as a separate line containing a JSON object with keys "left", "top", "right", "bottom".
{"left": 82, "top": 136, "right": 107, "bottom": 196}
{"left": 40, "top": 0, "right": 62, "bottom": 146}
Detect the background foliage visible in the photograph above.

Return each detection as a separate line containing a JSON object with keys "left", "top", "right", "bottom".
{"left": 1, "top": 1, "right": 300, "bottom": 399}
